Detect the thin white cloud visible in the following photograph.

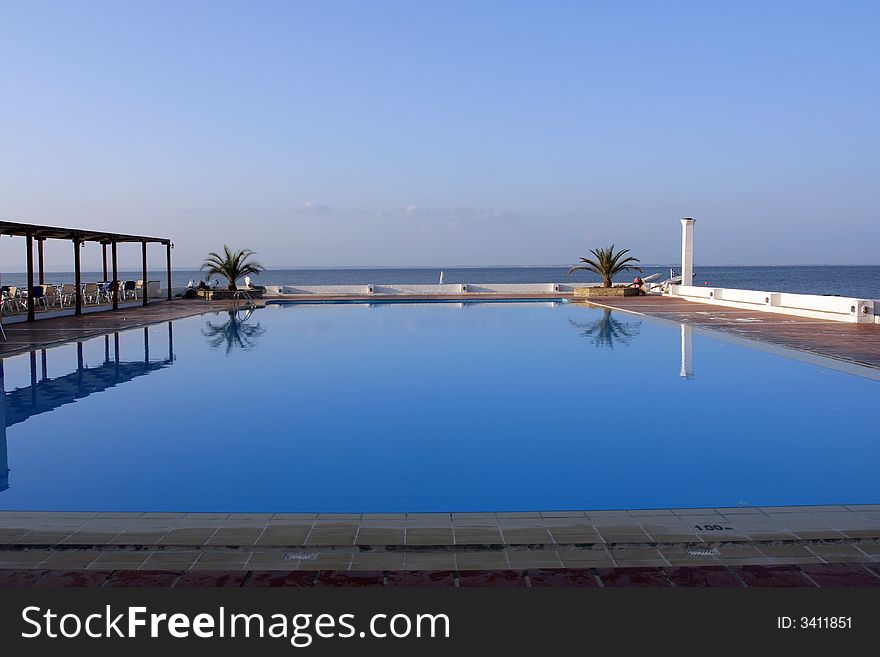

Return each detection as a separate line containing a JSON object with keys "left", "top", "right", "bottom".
{"left": 293, "top": 201, "right": 332, "bottom": 215}
{"left": 387, "top": 204, "right": 511, "bottom": 223}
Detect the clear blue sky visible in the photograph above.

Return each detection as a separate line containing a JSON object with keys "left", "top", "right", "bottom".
{"left": 1, "top": 0, "right": 878, "bottom": 270}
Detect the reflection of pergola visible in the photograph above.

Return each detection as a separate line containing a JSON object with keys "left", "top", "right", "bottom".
{"left": 0, "top": 323, "right": 174, "bottom": 493}
{"left": 0, "top": 220, "right": 173, "bottom": 321}
{"left": 3, "top": 324, "right": 174, "bottom": 428}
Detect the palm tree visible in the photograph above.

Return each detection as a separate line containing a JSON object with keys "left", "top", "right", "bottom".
{"left": 568, "top": 245, "right": 641, "bottom": 287}
{"left": 200, "top": 245, "right": 265, "bottom": 290}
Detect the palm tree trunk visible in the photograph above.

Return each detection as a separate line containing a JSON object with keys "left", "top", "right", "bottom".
{"left": 603, "top": 276, "right": 612, "bottom": 288}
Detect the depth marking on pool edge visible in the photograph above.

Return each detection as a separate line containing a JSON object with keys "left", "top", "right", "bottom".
{"left": 694, "top": 524, "right": 737, "bottom": 532}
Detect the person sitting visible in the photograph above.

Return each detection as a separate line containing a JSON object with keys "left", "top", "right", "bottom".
{"left": 632, "top": 276, "right": 646, "bottom": 295}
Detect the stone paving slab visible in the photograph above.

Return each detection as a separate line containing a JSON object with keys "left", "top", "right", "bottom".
{"left": 3, "top": 562, "right": 879, "bottom": 587}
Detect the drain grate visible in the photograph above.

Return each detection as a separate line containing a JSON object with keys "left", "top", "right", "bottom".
{"left": 282, "top": 552, "right": 319, "bottom": 561}
{"left": 686, "top": 548, "right": 721, "bottom": 557}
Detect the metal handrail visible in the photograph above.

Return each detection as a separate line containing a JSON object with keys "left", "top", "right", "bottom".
{"left": 232, "top": 289, "right": 257, "bottom": 310}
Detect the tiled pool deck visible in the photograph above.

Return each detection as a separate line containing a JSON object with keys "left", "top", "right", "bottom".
{"left": 2, "top": 506, "right": 879, "bottom": 577}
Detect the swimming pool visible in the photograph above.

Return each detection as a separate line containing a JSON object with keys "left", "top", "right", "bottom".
{"left": 1, "top": 301, "right": 877, "bottom": 512}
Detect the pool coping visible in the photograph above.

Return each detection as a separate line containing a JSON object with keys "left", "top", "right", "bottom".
{"left": 2, "top": 505, "right": 879, "bottom": 573}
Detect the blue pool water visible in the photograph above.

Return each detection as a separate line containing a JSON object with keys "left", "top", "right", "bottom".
{"left": 1, "top": 301, "right": 877, "bottom": 512}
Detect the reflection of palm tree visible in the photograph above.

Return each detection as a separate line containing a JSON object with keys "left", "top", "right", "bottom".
{"left": 569, "top": 309, "right": 641, "bottom": 349}
{"left": 202, "top": 311, "right": 266, "bottom": 354}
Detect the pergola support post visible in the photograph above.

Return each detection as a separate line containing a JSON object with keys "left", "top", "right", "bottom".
{"left": 37, "top": 239, "right": 45, "bottom": 285}
{"left": 111, "top": 241, "right": 119, "bottom": 310}
{"left": 166, "top": 242, "right": 172, "bottom": 301}
{"left": 142, "top": 241, "right": 149, "bottom": 306}
{"left": 73, "top": 238, "right": 82, "bottom": 315}
{"left": 26, "top": 233, "right": 35, "bottom": 321}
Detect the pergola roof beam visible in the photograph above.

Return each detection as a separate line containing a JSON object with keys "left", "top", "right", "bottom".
{"left": 0, "top": 220, "right": 171, "bottom": 245}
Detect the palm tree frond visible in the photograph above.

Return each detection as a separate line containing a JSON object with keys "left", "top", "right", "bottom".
{"left": 200, "top": 245, "right": 266, "bottom": 289}
{"left": 568, "top": 245, "right": 641, "bottom": 287}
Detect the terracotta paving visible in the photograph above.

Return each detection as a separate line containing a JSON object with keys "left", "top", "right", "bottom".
{"left": 2, "top": 562, "right": 879, "bottom": 587}
{"left": 386, "top": 570, "right": 457, "bottom": 587}
{"left": 527, "top": 568, "right": 600, "bottom": 587}
{"left": 733, "top": 565, "right": 814, "bottom": 588}
{"left": 581, "top": 295, "right": 880, "bottom": 370}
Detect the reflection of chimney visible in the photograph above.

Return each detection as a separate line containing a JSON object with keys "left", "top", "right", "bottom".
{"left": 1, "top": 362, "right": 8, "bottom": 492}
{"left": 680, "top": 217, "right": 695, "bottom": 286}
{"left": 0, "top": 423, "right": 7, "bottom": 492}
{"left": 680, "top": 324, "right": 694, "bottom": 379}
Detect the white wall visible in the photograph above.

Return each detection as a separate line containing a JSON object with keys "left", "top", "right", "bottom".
{"left": 263, "top": 282, "right": 590, "bottom": 296}
{"left": 667, "top": 285, "right": 875, "bottom": 323}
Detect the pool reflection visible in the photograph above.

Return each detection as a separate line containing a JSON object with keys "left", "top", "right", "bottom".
{"left": 202, "top": 309, "right": 265, "bottom": 353}
{"left": 680, "top": 323, "right": 694, "bottom": 379}
{"left": 569, "top": 309, "right": 642, "bottom": 349}
{"left": 0, "top": 323, "right": 175, "bottom": 493}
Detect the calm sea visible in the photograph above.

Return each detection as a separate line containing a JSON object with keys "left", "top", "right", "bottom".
{"left": 3, "top": 265, "right": 878, "bottom": 299}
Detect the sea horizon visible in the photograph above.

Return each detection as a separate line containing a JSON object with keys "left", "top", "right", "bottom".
{"left": 3, "top": 264, "right": 878, "bottom": 299}
{"left": 7, "top": 262, "right": 879, "bottom": 272}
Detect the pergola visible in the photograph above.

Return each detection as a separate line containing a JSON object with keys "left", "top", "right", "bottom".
{"left": 0, "top": 220, "right": 172, "bottom": 321}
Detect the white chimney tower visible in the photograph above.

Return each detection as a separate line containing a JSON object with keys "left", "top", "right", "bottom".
{"left": 680, "top": 217, "right": 695, "bottom": 286}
